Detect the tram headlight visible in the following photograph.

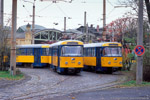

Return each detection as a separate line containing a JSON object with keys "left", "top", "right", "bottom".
{"left": 78, "top": 62, "right": 81, "bottom": 65}
{"left": 108, "top": 61, "right": 111, "bottom": 64}
{"left": 65, "top": 62, "right": 68, "bottom": 64}
{"left": 120, "top": 62, "right": 122, "bottom": 64}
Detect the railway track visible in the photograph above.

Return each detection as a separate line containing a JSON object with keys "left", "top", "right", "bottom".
{"left": 0, "top": 68, "right": 121, "bottom": 100}
{"left": 10, "top": 72, "right": 78, "bottom": 100}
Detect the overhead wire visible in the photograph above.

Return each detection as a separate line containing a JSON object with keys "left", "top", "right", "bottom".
{"left": 107, "top": 8, "right": 115, "bottom": 16}
{"left": 37, "top": 2, "right": 53, "bottom": 13}
{"left": 20, "top": 0, "right": 31, "bottom": 15}
{"left": 107, "top": 0, "right": 114, "bottom": 7}
{"left": 55, "top": 3, "right": 68, "bottom": 17}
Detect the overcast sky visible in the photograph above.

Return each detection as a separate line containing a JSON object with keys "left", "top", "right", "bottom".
{"left": 4, "top": 0, "right": 131, "bottom": 30}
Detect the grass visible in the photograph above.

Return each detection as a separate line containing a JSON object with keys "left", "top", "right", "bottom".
{"left": 0, "top": 71, "right": 24, "bottom": 80}
{"left": 117, "top": 80, "right": 150, "bottom": 88}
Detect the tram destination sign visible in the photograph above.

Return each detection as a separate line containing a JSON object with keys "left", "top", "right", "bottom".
{"left": 67, "top": 42, "right": 78, "bottom": 45}
{"left": 134, "top": 45, "right": 145, "bottom": 56}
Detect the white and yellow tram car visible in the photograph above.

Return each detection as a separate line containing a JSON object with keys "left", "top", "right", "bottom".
{"left": 16, "top": 44, "right": 50, "bottom": 67}
{"left": 84, "top": 42, "right": 123, "bottom": 73}
{"left": 50, "top": 40, "right": 84, "bottom": 74}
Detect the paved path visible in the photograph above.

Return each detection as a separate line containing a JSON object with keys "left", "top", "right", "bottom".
{"left": 0, "top": 68, "right": 123, "bottom": 100}
{"left": 50, "top": 86, "right": 150, "bottom": 100}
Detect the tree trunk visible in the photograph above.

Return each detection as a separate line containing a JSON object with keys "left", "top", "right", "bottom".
{"left": 145, "top": 0, "right": 150, "bottom": 24}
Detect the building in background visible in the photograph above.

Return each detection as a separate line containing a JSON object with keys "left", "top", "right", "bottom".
{"left": 7, "top": 23, "right": 62, "bottom": 45}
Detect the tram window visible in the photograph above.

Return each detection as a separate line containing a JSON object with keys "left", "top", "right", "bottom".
{"left": 27, "top": 48, "right": 33, "bottom": 55}
{"left": 90, "top": 48, "right": 92, "bottom": 56}
{"left": 46, "top": 48, "right": 49, "bottom": 56}
{"left": 92, "top": 48, "right": 95, "bottom": 57}
{"left": 83, "top": 49, "right": 85, "bottom": 56}
{"left": 61, "top": 46, "right": 83, "bottom": 56}
{"left": 21, "top": 49, "right": 26, "bottom": 55}
{"left": 42, "top": 48, "right": 49, "bottom": 56}
{"left": 91, "top": 48, "right": 93, "bottom": 56}
{"left": 112, "top": 47, "right": 122, "bottom": 56}
{"left": 49, "top": 48, "right": 51, "bottom": 56}
{"left": 85, "top": 49, "right": 88, "bottom": 56}
{"left": 88, "top": 49, "right": 90, "bottom": 56}
{"left": 42, "top": 48, "right": 46, "bottom": 56}
{"left": 16, "top": 49, "right": 21, "bottom": 55}
{"left": 102, "top": 49, "right": 106, "bottom": 56}
{"left": 53, "top": 49, "right": 57, "bottom": 56}
{"left": 84, "top": 48, "right": 88, "bottom": 57}
{"left": 103, "top": 47, "right": 122, "bottom": 56}
{"left": 100, "top": 48, "right": 102, "bottom": 56}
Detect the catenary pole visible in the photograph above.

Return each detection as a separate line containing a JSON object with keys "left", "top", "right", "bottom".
{"left": 136, "top": 0, "right": 143, "bottom": 84}
{"left": 10, "top": 0, "right": 17, "bottom": 75}
{"left": 0, "top": 0, "right": 3, "bottom": 28}
{"left": 64, "top": 17, "right": 66, "bottom": 33}
{"left": 103, "top": 0, "right": 106, "bottom": 41}
{"left": 32, "top": 0, "right": 35, "bottom": 44}
{"left": 84, "top": 11, "right": 86, "bottom": 33}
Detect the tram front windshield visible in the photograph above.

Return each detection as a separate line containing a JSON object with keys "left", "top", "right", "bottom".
{"left": 102, "top": 47, "right": 122, "bottom": 57}
{"left": 61, "top": 46, "right": 83, "bottom": 56}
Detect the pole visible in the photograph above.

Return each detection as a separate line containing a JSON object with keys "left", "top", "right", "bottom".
{"left": 0, "top": 0, "right": 3, "bottom": 28}
{"left": 32, "top": 0, "right": 35, "bottom": 44}
{"left": 86, "top": 23, "right": 88, "bottom": 42}
{"left": 84, "top": 11, "right": 86, "bottom": 33}
{"left": 136, "top": 0, "right": 143, "bottom": 85}
{"left": 10, "top": 0, "right": 17, "bottom": 75}
{"left": 64, "top": 17, "right": 66, "bottom": 33}
{"left": 103, "top": 0, "right": 106, "bottom": 41}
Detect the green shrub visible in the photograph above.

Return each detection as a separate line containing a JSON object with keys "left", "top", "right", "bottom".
{"left": 143, "top": 49, "right": 150, "bottom": 82}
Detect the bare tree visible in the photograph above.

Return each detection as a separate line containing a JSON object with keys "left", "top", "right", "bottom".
{"left": 0, "top": 27, "right": 10, "bottom": 70}
{"left": 117, "top": 0, "right": 148, "bottom": 19}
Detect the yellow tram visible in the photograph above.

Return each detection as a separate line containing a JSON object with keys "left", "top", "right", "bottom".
{"left": 84, "top": 42, "right": 123, "bottom": 73}
{"left": 16, "top": 44, "right": 50, "bottom": 67}
{"left": 50, "top": 40, "right": 84, "bottom": 74}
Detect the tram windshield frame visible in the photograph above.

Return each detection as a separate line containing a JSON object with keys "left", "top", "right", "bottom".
{"left": 61, "top": 46, "right": 83, "bottom": 57}
{"left": 102, "top": 47, "right": 122, "bottom": 57}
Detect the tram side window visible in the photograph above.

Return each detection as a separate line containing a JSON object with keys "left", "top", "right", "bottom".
{"left": 46, "top": 48, "right": 49, "bottom": 56}
{"left": 100, "top": 48, "right": 103, "bottom": 56}
{"left": 42, "top": 48, "right": 49, "bottom": 56}
{"left": 42, "top": 48, "right": 46, "bottom": 56}
{"left": 84, "top": 48, "right": 88, "bottom": 57}
{"left": 21, "top": 48, "right": 26, "bottom": 55}
{"left": 92, "top": 48, "right": 95, "bottom": 57}
{"left": 84, "top": 48, "right": 95, "bottom": 57}
{"left": 89, "top": 48, "right": 95, "bottom": 57}
{"left": 16, "top": 49, "right": 21, "bottom": 55}
{"left": 49, "top": 48, "right": 51, "bottom": 56}
{"left": 84, "top": 49, "right": 87, "bottom": 57}
{"left": 87, "top": 48, "right": 90, "bottom": 56}
{"left": 53, "top": 49, "right": 58, "bottom": 56}
{"left": 27, "top": 48, "right": 33, "bottom": 55}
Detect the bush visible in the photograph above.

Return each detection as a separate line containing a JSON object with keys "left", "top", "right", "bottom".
{"left": 122, "top": 52, "right": 135, "bottom": 71}
{"left": 143, "top": 49, "right": 150, "bottom": 65}
{"left": 143, "top": 49, "right": 150, "bottom": 82}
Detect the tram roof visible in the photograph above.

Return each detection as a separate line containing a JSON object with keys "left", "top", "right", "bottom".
{"left": 51, "top": 40, "right": 83, "bottom": 47}
{"left": 16, "top": 44, "right": 50, "bottom": 48}
{"left": 84, "top": 42, "right": 122, "bottom": 48}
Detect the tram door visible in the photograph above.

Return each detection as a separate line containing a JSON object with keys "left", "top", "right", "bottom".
{"left": 34, "top": 48, "right": 41, "bottom": 66}
{"left": 96, "top": 47, "right": 101, "bottom": 71}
